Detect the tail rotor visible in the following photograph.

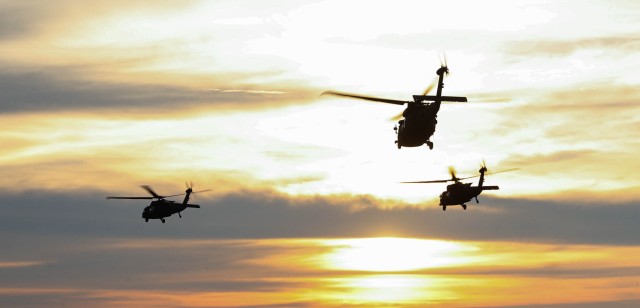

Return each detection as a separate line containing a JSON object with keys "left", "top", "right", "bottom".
{"left": 184, "top": 181, "right": 211, "bottom": 198}
{"left": 181, "top": 181, "right": 210, "bottom": 210}
{"left": 479, "top": 159, "right": 488, "bottom": 174}
{"left": 437, "top": 53, "right": 449, "bottom": 77}
{"left": 448, "top": 166, "right": 460, "bottom": 182}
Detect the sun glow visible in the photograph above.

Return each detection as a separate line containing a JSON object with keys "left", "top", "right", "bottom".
{"left": 324, "top": 275, "right": 450, "bottom": 304}
{"left": 323, "top": 237, "right": 479, "bottom": 272}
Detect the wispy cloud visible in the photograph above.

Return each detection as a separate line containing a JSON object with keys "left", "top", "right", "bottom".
{"left": 0, "top": 63, "right": 317, "bottom": 113}
{"left": 506, "top": 36, "right": 640, "bottom": 58}
{"left": 0, "top": 261, "right": 46, "bottom": 268}
{"left": 0, "top": 1, "right": 193, "bottom": 42}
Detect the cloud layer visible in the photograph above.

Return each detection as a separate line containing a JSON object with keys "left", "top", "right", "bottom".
{"left": 2, "top": 188, "right": 639, "bottom": 244}
{"left": 2, "top": 188, "right": 640, "bottom": 306}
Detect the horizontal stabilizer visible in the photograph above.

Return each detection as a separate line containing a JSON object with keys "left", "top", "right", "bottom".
{"left": 185, "top": 204, "right": 200, "bottom": 208}
{"left": 413, "top": 95, "right": 468, "bottom": 102}
{"left": 482, "top": 186, "right": 499, "bottom": 190}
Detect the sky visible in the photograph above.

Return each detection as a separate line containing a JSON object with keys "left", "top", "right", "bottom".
{"left": 1, "top": 0, "right": 640, "bottom": 307}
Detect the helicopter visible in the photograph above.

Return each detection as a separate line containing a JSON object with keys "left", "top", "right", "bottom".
{"left": 402, "top": 162, "right": 517, "bottom": 211}
{"left": 106, "top": 183, "right": 210, "bottom": 223}
{"left": 322, "top": 58, "right": 467, "bottom": 150}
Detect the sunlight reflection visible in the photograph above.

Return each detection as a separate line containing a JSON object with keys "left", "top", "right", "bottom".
{"left": 325, "top": 275, "right": 449, "bottom": 304}
{"left": 322, "top": 237, "right": 479, "bottom": 272}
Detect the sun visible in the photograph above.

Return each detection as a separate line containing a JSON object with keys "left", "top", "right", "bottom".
{"left": 322, "top": 237, "right": 478, "bottom": 272}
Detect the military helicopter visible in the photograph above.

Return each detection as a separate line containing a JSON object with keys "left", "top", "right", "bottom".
{"left": 402, "top": 162, "right": 517, "bottom": 211}
{"left": 322, "top": 58, "right": 467, "bottom": 150}
{"left": 106, "top": 183, "right": 210, "bottom": 223}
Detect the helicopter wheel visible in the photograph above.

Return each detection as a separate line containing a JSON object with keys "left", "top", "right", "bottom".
{"left": 442, "top": 205, "right": 446, "bottom": 211}
{"left": 426, "top": 141, "right": 433, "bottom": 150}
{"left": 145, "top": 219, "right": 148, "bottom": 222}
{"left": 461, "top": 204, "right": 467, "bottom": 210}
{"left": 161, "top": 219, "right": 165, "bottom": 223}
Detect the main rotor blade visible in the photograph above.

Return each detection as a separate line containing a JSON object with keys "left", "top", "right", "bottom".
{"left": 422, "top": 77, "right": 438, "bottom": 96}
{"left": 140, "top": 185, "right": 185, "bottom": 199}
{"left": 401, "top": 180, "right": 451, "bottom": 184}
{"left": 106, "top": 196, "right": 154, "bottom": 200}
{"left": 457, "top": 174, "right": 480, "bottom": 181}
{"left": 192, "top": 189, "right": 212, "bottom": 193}
{"left": 140, "top": 185, "right": 161, "bottom": 198}
{"left": 163, "top": 193, "right": 186, "bottom": 198}
{"left": 457, "top": 168, "right": 520, "bottom": 181}
{"left": 467, "top": 98, "right": 510, "bottom": 103}
{"left": 390, "top": 111, "right": 404, "bottom": 121}
{"left": 485, "top": 168, "right": 520, "bottom": 176}
{"left": 322, "top": 90, "right": 408, "bottom": 106}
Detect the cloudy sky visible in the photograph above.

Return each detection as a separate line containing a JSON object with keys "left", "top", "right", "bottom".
{"left": 1, "top": 0, "right": 640, "bottom": 307}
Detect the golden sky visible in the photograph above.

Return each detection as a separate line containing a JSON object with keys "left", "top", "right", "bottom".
{"left": 1, "top": 0, "right": 640, "bottom": 307}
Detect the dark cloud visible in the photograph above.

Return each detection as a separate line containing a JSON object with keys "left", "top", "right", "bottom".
{"left": 0, "top": 64, "right": 316, "bottom": 113}
{"left": 2, "top": 188, "right": 639, "bottom": 245}
{"left": 0, "top": 3, "right": 46, "bottom": 41}
{"left": 205, "top": 191, "right": 640, "bottom": 245}
{"left": 422, "top": 264, "right": 640, "bottom": 279}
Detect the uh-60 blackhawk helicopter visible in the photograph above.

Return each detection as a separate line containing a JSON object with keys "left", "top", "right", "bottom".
{"left": 107, "top": 183, "right": 210, "bottom": 223}
{"left": 402, "top": 162, "right": 518, "bottom": 211}
{"left": 322, "top": 58, "right": 467, "bottom": 150}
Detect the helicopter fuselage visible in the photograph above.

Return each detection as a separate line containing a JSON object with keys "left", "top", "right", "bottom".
{"left": 439, "top": 182, "right": 499, "bottom": 207}
{"left": 396, "top": 103, "right": 439, "bottom": 148}
{"left": 142, "top": 199, "right": 200, "bottom": 222}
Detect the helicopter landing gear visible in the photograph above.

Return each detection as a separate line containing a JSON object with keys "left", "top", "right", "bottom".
{"left": 442, "top": 205, "right": 446, "bottom": 211}
{"left": 426, "top": 141, "right": 433, "bottom": 150}
{"left": 145, "top": 218, "right": 149, "bottom": 222}
{"left": 395, "top": 120, "right": 404, "bottom": 149}
{"left": 461, "top": 204, "right": 467, "bottom": 210}
{"left": 178, "top": 213, "right": 182, "bottom": 218}
{"left": 161, "top": 218, "right": 165, "bottom": 223}
{"left": 394, "top": 124, "right": 403, "bottom": 149}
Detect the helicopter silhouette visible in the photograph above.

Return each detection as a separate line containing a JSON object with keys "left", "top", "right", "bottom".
{"left": 106, "top": 183, "right": 210, "bottom": 223}
{"left": 402, "top": 162, "right": 517, "bottom": 211}
{"left": 322, "top": 58, "right": 467, "bottom": 150}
